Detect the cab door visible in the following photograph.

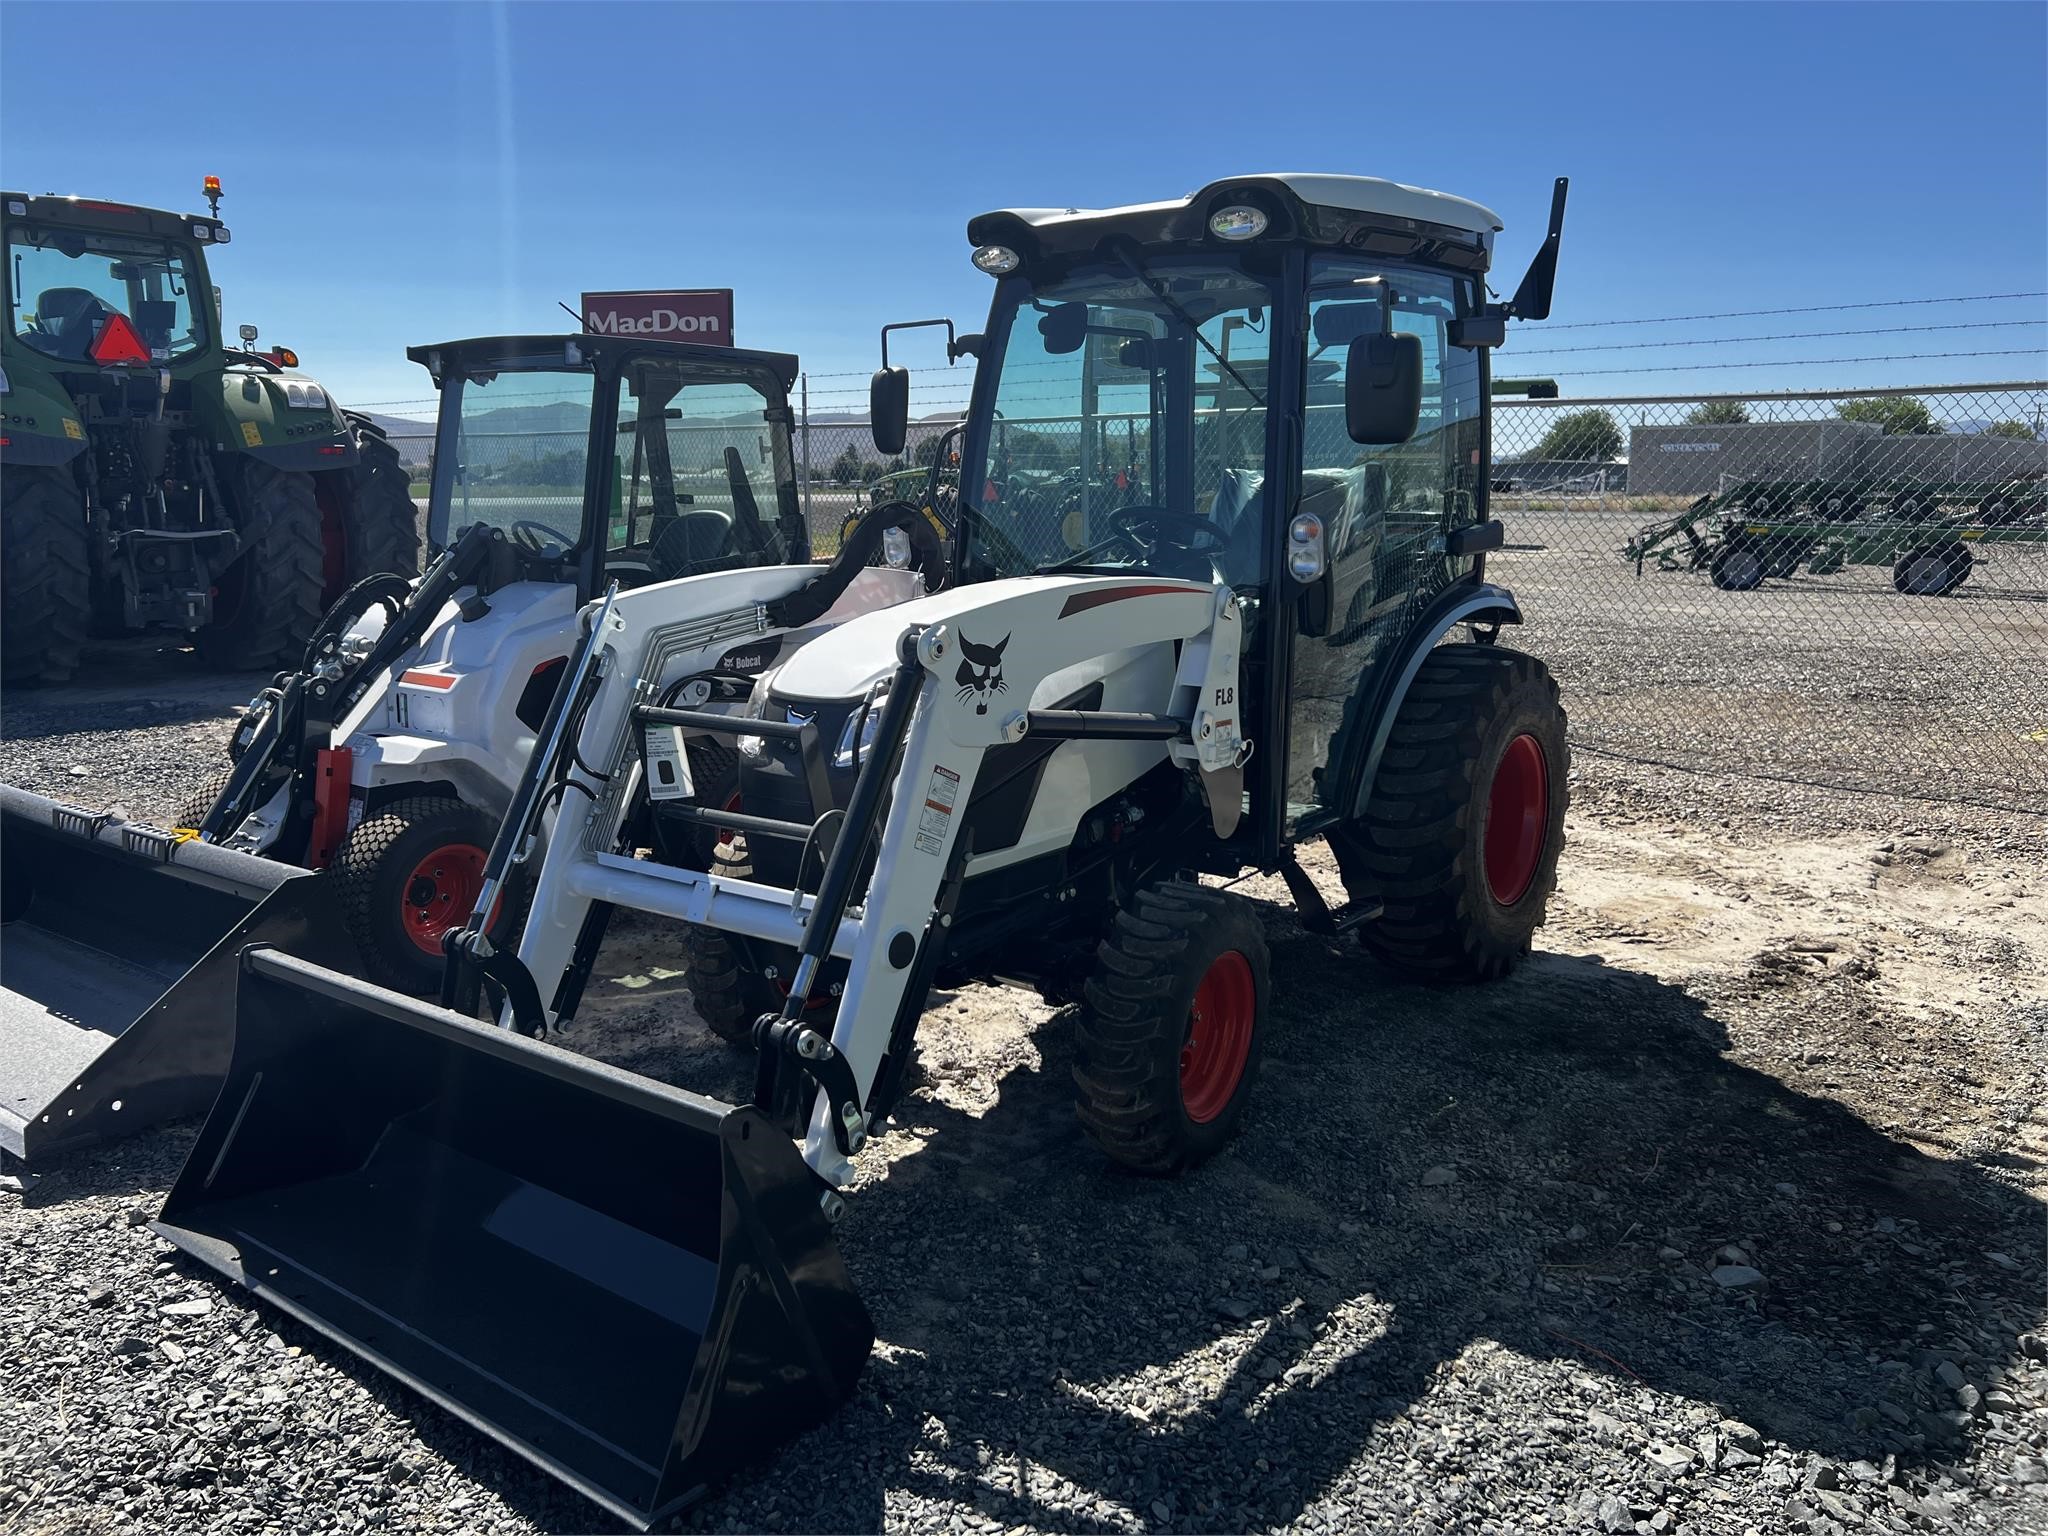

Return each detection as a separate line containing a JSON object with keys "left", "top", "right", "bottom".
{"left": 1282, "top": 261, "right": 1485, "bottom": 835}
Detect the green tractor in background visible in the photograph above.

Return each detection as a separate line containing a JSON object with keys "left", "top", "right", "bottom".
{"left": 0, "top": 178, "right": 418, "bottom": 684}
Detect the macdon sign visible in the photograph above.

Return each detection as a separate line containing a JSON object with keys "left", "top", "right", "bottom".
{"left": 580, "top": 289, "right": 734, "bottom": 343}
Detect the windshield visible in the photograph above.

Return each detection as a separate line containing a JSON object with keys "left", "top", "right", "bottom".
{"left": 432, "top": 367, "right": 595, "bottom": 554}
{"left": 428, "top": 356, "right": 800, "bottom": 571}
{"left": 608, "top": 360, "right": 800, "bottom": 576}
{"left": 962, "top": 259, "right": 1274, "bottom": 586}
{"left": 8, "top": 226, "right": 206, "bottom": 362}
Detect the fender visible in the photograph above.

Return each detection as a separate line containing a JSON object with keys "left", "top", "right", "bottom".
{"left": 1342, "top": 580, "right": 1523, "bottom": 822}
{"left": 0, "top": 358, "right": 88, "bottom": 466}
{"left": 196, "top": 370, "right": 357, "bottom": 470}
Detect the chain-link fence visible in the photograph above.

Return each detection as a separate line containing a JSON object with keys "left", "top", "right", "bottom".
{"left": 370, "top": 381, "right": 2046, "bottom": 814}
{"left": 1491, "top": 384, "right": 2046, "bottom": 814}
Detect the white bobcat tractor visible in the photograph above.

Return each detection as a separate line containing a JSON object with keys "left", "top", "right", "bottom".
{"left": 156, "top": 173, "right": 1572, "bottom": 1528}
{"left": 177, "top": 332, "right": 938, "bottom": 992}
{"left": 0, "top": 335, "right": 935, "bottom": 1159}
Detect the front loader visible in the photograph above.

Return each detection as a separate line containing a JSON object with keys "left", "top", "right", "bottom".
{"left": 157, "top": 172, "right": 1573, "bottom": 1525}
{"left": 0, "top": 178, "right": 418, "bottom": 683}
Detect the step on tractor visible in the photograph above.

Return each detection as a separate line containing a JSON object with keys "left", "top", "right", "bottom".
{"left": 0, "top": 336, "right": 936, "bottom": 1156}
{"left": 0, "top": 178, "right": 420, "bottom": 683}
{"left": 155, "top": 173, "right": 1573, "bottom": 1528}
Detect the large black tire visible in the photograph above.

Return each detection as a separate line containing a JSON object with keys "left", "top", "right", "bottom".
{"left": 1, "top": 464, "right": 90, "bottom": 686}
{"left": 337, "top": 414, "right": 421, "bottom": 586}
{"left": 682, "top": 840, "right": 772, "bottom": 1043}
{"left": 1892, "top": 542, "right": 1971, "bottom": 597}
{"left": 196, "top": 459, "right": 324, "bottom": 670}
{"left": 1073, "top": 878, "right": 1270, "bottom": 1175}
{"left": 331, "top": 795, "right": 502, "bottom": 994}
{"left": 1334, "top": 644, "right": 1569, "bottom": 982}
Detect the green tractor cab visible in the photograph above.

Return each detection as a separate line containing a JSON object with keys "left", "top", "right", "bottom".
{"left": 0, "top": 179, "right": 418, "bottom": 683}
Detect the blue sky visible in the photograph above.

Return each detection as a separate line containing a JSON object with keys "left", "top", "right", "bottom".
{"left": 4, "top": 1, "right": 2042, "bottom": 417}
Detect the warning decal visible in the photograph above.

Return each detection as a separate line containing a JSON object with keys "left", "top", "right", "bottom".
{"left": 914, "top": 764, "right": 961, "bottom": 857}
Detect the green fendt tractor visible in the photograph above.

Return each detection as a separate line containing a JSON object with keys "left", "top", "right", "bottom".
{"left": 0, "top": 178, "right": 418, "bottom": 684}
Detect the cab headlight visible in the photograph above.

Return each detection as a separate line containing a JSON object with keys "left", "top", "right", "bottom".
{"left": 284, "top": 382, "right": 328, "bottom": 411}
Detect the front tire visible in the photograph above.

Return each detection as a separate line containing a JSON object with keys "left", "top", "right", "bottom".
{"left": 331, "top": 795, "right": 501, "bottom": 994}
{"left": 1333, "top": 644, "right": 1569, "bottom": 981}
{"left": 1, "top": 464, "right": 90, "bottom": 686}
{"left": 682, "top": 840, "right": 773, "bottom": 1043}
{"left": 1710, "top": 542, "right": 1766, "bottom": 591}
{"left": 196, "top": 459, "right": 324, "bottom": 670}
{"left": 1073, "top": 878, "right": 1269, "bottom": 1175}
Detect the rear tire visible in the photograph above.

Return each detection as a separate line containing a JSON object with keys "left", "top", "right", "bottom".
{"left": 1073, "top": 878, "right": 1269, "bottom": 1175}
{"left": 197, "top": 459, "right": 324, "bottom": 670}
{"left": 1333, "top": 644, "right": 1569, "bottom": 982}
{"left": 337, "top": 414, "right": 421, "bottom": 586}
{"left": 331, "top": 795, "right": 501, "bottom": 994}
{"left": 682, "top": 841, "right": 772, "bottom": 1043}
{"left": 1, "top": 464, "right": 90, "bottom": 686}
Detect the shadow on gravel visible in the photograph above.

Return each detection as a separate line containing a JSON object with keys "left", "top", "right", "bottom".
{"left": 750, "top": 928, "right": 2045, "bottom": 1534}
{"left": 31, "top": 916, "right": 2035, "bottom": 1535}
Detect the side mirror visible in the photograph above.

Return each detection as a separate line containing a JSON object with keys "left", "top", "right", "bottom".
{"left": 1037, "top": 302, "right": 1088, "bottom": 355}
{"left": 870, "top": 367, "right": 909, "bottom": 455}
{"left": 1344, "top": 333, "right": 1423, "bottom": 445}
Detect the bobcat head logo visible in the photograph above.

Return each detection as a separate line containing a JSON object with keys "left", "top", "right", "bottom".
{"left": 954, "top": 632, "right": 1010, "bottom": 715}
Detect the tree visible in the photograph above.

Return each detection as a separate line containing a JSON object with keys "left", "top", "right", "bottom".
{"left": 914, "top": 433, "right": 946, "bottom": 468}
{"left": 1532, "top": 408, "right": 1622, "bottom": 462}
{"left": 829, "top": 444, "right": 862, "bottom": 484}
{"left": 1685, "top": 400, "right": 1749, "bottom": 425}
{"left": 1838, "top": 397, "right": 1940, "bottom": 436}
{"left": 1984, "top": 419, "right": 2040, "bottom": 441}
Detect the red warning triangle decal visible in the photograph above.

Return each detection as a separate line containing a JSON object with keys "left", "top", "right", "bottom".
{"left": 90, "top": 312, "right": 152, "bottom": 367}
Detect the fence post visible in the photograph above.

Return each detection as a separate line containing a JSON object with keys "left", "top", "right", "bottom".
{"left": 800, "top": 373, "right": 812, "bottom": 527}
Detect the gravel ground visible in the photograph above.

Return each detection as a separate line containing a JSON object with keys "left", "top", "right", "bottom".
{"left": 2, "top": 639, "right": 2045, "bottom": 1536}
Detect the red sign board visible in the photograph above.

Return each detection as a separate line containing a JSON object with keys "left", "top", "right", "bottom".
{"left": 579, "top": 289, "right": 733, "bottom": 345}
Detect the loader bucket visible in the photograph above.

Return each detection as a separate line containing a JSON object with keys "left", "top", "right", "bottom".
{"left": 0, "top": 786, "right": 351, "bottom": 1160}
{"left": 154, "top": 947, "right": 874, "bottom": 1530}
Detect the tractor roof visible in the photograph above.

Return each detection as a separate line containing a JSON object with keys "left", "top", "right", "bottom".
{"left": 406, "top": 335, "right": 800, "bottom": 393}
{"left": 3, "top": 191, "right": 228, "bottom": 245}
{"left": 968, "top": 173, "right": 1502, "bottom": 273}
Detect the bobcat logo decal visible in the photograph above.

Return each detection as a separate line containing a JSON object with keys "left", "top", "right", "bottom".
{"left": 954, "top": 632, "right": 1010, "bottom": 715}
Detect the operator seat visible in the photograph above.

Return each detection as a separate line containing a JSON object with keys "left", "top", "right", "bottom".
{"left": 34, "top": 288, "right": 109, "bottom": 360}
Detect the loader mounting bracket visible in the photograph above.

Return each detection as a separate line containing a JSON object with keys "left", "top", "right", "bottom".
{"left": 440, "top": 927, "right": 550, "bottom": 1038}
{"left": 1278, "top": 850, "right": 1382, "bottom": 937}
{"left": 754, "top": 1016, "right": 865, "bottom": 1157}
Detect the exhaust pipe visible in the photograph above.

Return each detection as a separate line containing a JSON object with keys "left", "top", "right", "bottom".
{"left": 155, "top": 947, "right": 872, "bottom": 1529}
{"left": 0, "top": 786, "right": 352, "bottom": 1160}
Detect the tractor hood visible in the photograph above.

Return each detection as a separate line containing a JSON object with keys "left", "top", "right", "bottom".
{"left": 766, "top": 574, "right": 1203, "bottom": 705}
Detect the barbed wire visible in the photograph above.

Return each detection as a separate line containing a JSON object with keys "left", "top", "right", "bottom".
{"left": 1538, "top": 292, "right": 2048, "bottom": 331}
{"left": 1515, "top": 320, "right": 2047, "bottom": 358}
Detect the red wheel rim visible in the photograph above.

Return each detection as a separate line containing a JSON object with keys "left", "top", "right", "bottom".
{"left": 1484, "top": 734, "right": 1550, "bottom": 906}
{"left": 1179, "top": 950, "right": 1255, "bottom": 1124}
{"left": 400, "top": 842, "right": 487, "bottom": 956}
{"left": 716, "top": 790, "right": 742, "bottom": 848}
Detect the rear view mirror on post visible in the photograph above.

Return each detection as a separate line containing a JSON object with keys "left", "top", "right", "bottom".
{"left": 1037, "top": 302, "right": 1088, "bottom": 355}
{"left": 1344, "top": 333, "right": 1422, "bottom": 445}
{"left": 870, "top": 367, "right": 909, "bottom": 455}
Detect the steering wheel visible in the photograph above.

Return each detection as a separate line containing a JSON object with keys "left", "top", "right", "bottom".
{"left": 1109, "top": 504, "right": 1231, "bottom": 554}
{"left": 510, "top": 519, "right": 569, "bottom": 555}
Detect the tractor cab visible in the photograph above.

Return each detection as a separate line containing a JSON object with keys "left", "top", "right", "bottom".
{"left": 873, "top": 173, "right": 1566, "bottom": 858}
{"left": 411, "top": 334, "right": 810, "bottom": 602}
